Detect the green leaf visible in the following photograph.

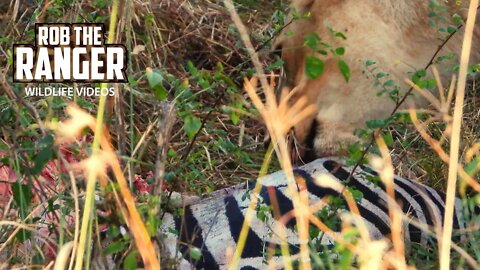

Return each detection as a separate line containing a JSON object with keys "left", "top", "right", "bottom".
{"left": 216, "top": 62, "right": 224, "bottom": 73}
{"left": 183, "top": 114, "right": 202, "bottom": 140}
{"left": 32, "top": 147, "right": 54, "bottom": 175}
{"left": 198, "top": 78, "right": 210, "bottom": 89}
{"left": 47, "top": 197, "right": 60, "bottom": 212}
{"left": 266, "top": 59, "right": 284, "bottom": 71}
{"left": 347, "top": 142, "right": 364, "bottom": 163}
{"left": 349, "top": 188, "right": 363, "bottom": 202}
{"left": 107, "top": 225, "right": 121, "bottom": 238}
{"left": 16, "top": 229, "right": 30, "bottom": 243}
{"left": 12, "top": 182, "right": 33, "bottom": 242}
{"left": 230, "top": 113, "right": 240, "bottom": 125}
{"left": 383, "top": 132, "right": 394, "bottom": 146}
{"left": 305, "top": 56, "right": 324, "bottom": 79}
{"left": 190, "top": 247, "right": 202, "bottom": 261}
{"left": 93, "top": 0, "right": 107, "bottom": 8}
{"left": 124, "top": 250, "right": 139, "bottom": 270}
{"left": 334, "top": 47, "right": 345, "bottom": 56}
{"left": 335, "top": 32, "right": 347, "bottom": 40}
{"left": 145, "top": 14, "right": 154, "bottom": 24}
{"left": 40, "top": 132, "right": 54, "bottom": 146}
{"left": 383, "top": 80, "right": 395, "bottom": 87}
{"left": 30, "top": 134, "right": 54, "bottom": 175}
{"left": 12, "top": 182, "right": 33, "bottom": 214}
{"left": 452, "top": 13, "right": 464, "bottom": 26}
{"left": 7, "top": 49, "right": 13, "bottom": 65}
{"left": 0, "top": 105, "right": 13, "bottom": 125}
{"left": 464, "top": 158, "right": 480, "bottom": 178}
{"left": 338, "top": 60, "right": 350, "bottom": 82}
{"left": 104, "top": 241, "right": 127, "bottom": 255}
{"left": 226, "top": 101, "right": 243, "bottom": 125}
{"left": 146, "top": 211, "right": 159, "bottom": 236}
{"left": 446, "top": 25, "right": 458, "bottom": 34}
{"left": 472, "top": 63, "right": 480, "bottom": 73}
{"left": 167, "top": 148, "right": 177, "bottom": 158}
{"left": 366, "top": 118, "right": 391, "bottom": 129}
{"left": 416, "top": 79, "right": 436, "bottom": 89}
{"left": 146, "top": 68, "right": 167, "bottom": 100}
{"left": 304, "top": 33, "right": 321, "bottom": 50}
{"left": 376, "top": 72, "right": 387, "bottom": 79}
{"left": 411, "top": 69, "right": 427, "bottom": 83}
{"left": 316, "top": 49, "right": 328, "bottom": 55}
{"left": 128, "top": 76, "right": 138, "bottom": 87}
{"left": 186, "top": 61, "right": 198, "bottom": 76}
{"left": 0, "top": 37, "right": 13, "bottom": 43}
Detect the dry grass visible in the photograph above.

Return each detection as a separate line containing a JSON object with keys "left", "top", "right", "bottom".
{"left": 0, "top": 0, "right": 285, "bottom": 194}
{"left": 389, "top": 84, "right": 479, "bottom": 192}
{"left": 0, "top": 0, "right": 284, "bottom": 268}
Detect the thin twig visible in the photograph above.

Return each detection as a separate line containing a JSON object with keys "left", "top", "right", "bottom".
{"left": 160, "top": 90, "right": 226, "bottom": 221}
{"left": 181, "top": 91, "right": 226, "bottom": 162}
{"left": 153, "top": 102, "right": 176, "bottom": 196}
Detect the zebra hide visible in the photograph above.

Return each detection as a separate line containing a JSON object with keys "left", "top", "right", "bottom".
{"left": 153, "top": 158, "right": 474, "bottom": 270}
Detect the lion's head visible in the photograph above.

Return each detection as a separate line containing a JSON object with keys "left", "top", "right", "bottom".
{"left": 273, "top": 0, "right": 479, "bottom": 164}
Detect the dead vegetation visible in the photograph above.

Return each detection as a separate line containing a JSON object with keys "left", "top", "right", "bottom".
{"left": 0, "top": 0, "right": 286, "bottom": 194}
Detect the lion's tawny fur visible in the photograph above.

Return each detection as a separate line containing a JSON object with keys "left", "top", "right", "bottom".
{"left": 275, "top": 0, "right": 479, "bottom": 160}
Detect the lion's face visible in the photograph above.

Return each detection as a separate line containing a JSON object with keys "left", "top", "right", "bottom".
{"left": 274, "top": 0, "right": 479, "bottom": 164}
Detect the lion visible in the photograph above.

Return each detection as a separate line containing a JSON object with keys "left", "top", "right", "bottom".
{"left": 273, "top": 0, "right": 480, "bottom": 163}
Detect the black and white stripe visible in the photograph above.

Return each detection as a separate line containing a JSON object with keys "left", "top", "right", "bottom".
{"left": 156, "top": 158, "right": 477, "bottom": 270}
